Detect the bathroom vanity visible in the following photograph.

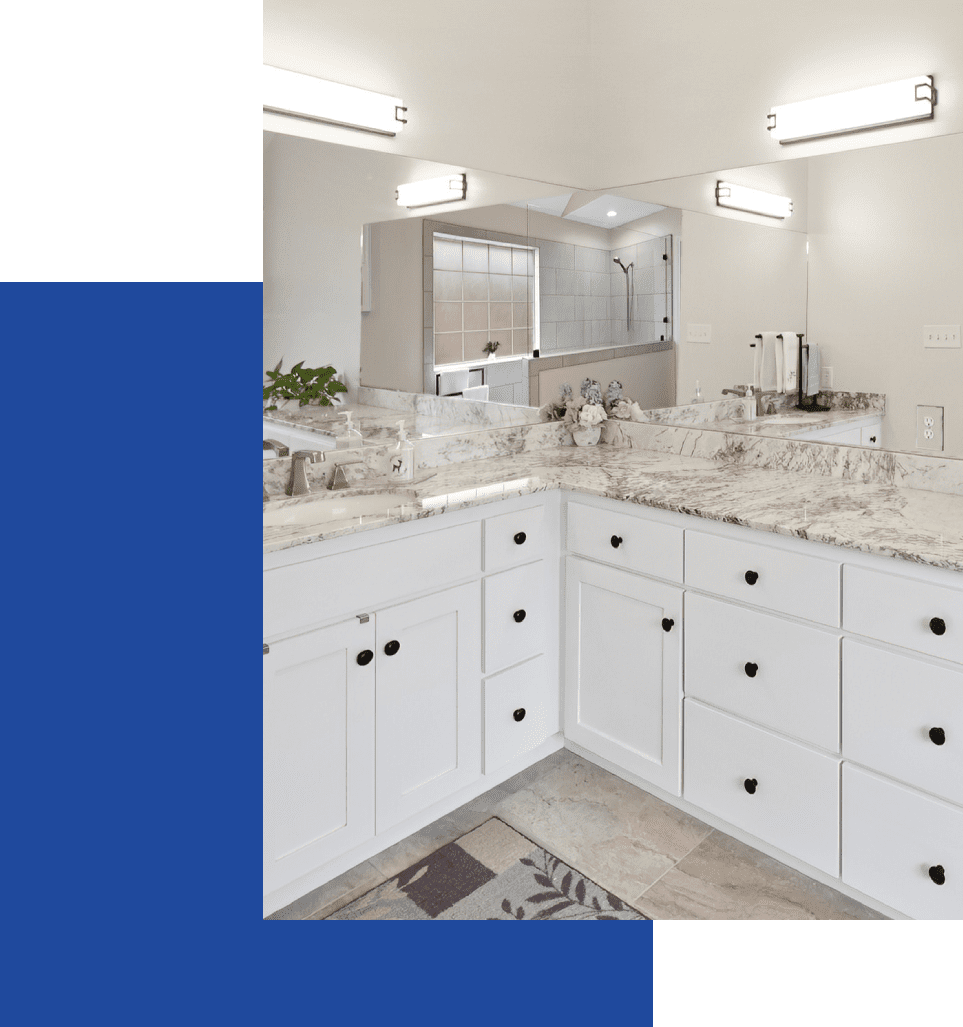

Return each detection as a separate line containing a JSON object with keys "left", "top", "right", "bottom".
{"left": 263, "top": 441, "right": 962, "bottom": 920}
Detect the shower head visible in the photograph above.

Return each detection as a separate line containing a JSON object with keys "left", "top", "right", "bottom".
{"left": 613, "top": 257, "right": 633, "bottom": 273}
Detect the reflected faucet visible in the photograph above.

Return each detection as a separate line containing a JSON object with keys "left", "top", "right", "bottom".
{"left": 286, "top": 451, "right": 324, "bottom": 496}
{"left": 722, "top": 384, "right": 764, "bottom": 418}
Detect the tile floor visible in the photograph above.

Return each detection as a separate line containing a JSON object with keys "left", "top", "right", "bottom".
{"left": 268, "top": 748, "right": 887, "bottom": 920}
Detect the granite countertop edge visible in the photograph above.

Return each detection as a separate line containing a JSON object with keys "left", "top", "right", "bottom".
{"left": 263, "top": 449, "right": 963, "bottom": 573}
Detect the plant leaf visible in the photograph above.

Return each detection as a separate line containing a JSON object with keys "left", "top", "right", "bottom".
{"left": 515, "top": 906, "right": 525, "bottom": 919}
{"left": 575, "top": 879, "right": 586, "bottom": 904}
{"left": 596, "top": 915, "right": 618, "bottom": 920}
{"left": 527, "top": 891, "right": 562, "bottom": 904}
{"left": 519, "top": 858, "right": 535, "bottom": 868}
{"left": 560, "top": 871, "right": 572, "bottom": 896}
{"left": 534, "top": 901, "right": 574, "bottom": 918}
{"left": 533, "top": 873, "right": 554, "bottom": 888}
{"left": 606, "top": 892, "right": 625, "bottom": 911}
{"left": 501, "top": 898, "right": 513, "bottom": 915}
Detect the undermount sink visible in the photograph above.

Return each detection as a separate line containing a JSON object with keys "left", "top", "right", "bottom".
{"left": 760, "top": 414, "right": 826, "bottom": 425}
{"left": 264, "top": 490, "right": 420, "bottom": 529}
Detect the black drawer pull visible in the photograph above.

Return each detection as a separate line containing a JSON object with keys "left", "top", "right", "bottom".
{"left": 356, "top": 649, "right": 374, "bottom": 666}
{"left": 929, "top": 727, "right": 946, "bottom": 746}
{"left": 869, "top": 435, "right": 877, "bottom": 443}
{"left": 743, "top": 778, "right": 758, "bottom": 794}
{"left": 513, "top": 609, "right": 526, "bottom": 623}
{"left": 513, "top": 531, "right": 527, "bottom": 545}
{"left": 513, "top": 708, "right": 526, "bottom": 722}
{"left": 662, "top": 618, "right": 674, "bottom": 632}
{"left": 611, "top": 535, "right": 623, "bottom": 548}
{"left": 744, "top": 570, "right": 759, "bottom": 585}
{"left": 930, "top": 617, "right": 946, "bottom": 636}
{"left": 744, "top": 662, "right": 758, "bottom": 678}
{"left": 929, "top": 864, "right": 945, "bottom": 886}
{"left": 384, "top": 640, "right": 401, "bottom": 656}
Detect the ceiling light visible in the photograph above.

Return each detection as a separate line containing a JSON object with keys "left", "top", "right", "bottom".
{"left": 396, "top": 174, "right": 468, "bottom": 209}
{"left": 263, "top": 65, "right": 406, "bottom": 136}
{"left": 607, "top": 210, "right": 617, "bottom": 217}
{"left": 767, "top": 75, "right": 936, "bottom": 144}
{"left": 715, "top": 181, "right": 793, "bottom": 219}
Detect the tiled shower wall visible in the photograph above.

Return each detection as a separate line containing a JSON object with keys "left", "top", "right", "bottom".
{"left": 537, "top": 234, "right": 671, "bottom": 353}
{"left": 432, "top": 234, "right": 534, "bottom": 366}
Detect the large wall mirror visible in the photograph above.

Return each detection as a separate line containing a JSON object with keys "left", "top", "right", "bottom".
{"left": 264, "top": 129, "right": 962, "bottom": 460}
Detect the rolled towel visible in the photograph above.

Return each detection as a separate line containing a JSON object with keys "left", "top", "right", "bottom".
{"left": 781, "top": 333, "right": 800, "bottom": 393}
{"left": 774, "top": 333, "right": 785, "bottom": 393}
{"left": 462, "top": 384, "right": 489, "bottom": 401}
{"left": 805, "top": 342, "right": 821, "bottom": 396}
{"left": 759, "top": 332, "right": 779, "bottom": 391}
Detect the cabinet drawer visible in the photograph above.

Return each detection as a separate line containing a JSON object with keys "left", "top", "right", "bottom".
{"left": 685, "top": 530, "right": 840, "bottom": 626}
{"left": 842, "top": 640, "right": 963, "bottom": 805}
{"left": 860, "top": 424, "right": 881, "bottom": 448}
{"left": 483, "top": 562, "right": 546, "bottom": 673}
{"left": 567, "top": 502, "right": 683, "bottom": 582}
{"left": 842, "top": 765, "right": 963, "bottom": 920}
{"left": 483, "top": 504, "right": 545, "bottom": 573}
{"left": 484, "top": 656, "right": 555, "bottom": 774}
{"left": 264, "top": 521, "right": 480, "bottom": 639}
{"left": 683, "top": 700, "right": 841, "bottom": 876}
{"left": 685, "top": 593, "right": 840, "bottom": 751}
{"left": 842, "top": 565, "right": 962, "bottom": 664}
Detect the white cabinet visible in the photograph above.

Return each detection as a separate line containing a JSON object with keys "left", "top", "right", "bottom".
{"left": 483, "top": 655, "right": 553, "bottom": 774}
{"left": 564, "top": 555, "right": 683, "bottom": 794}
{"left": 263, "top": 617, "right": 375, "bottom": 897}
{"left": 375, "top": 583, "right": 481, "bottom": 832}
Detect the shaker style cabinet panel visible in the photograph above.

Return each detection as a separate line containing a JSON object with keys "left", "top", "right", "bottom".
{"left": 483, "top": 561, "right": 546, "bottom": 674}
{"left": 567, "top": 501, "right": 684, "bottom": 582}
{"left": 842, "top": 565, "right": 963, "bottom": 664}
{"left": 842, "top": 764, "right": 963, "bottom": 920}
{"left": 483, "top": 504, "right": 546, "bottom": 573}
{"left": 684, "top": 593, "right": 841, "bottom": 752}
{"left": 263, "top": 617, "right": 376, "bottom": 897}
{"left": 375, "top": 582, "right": 482, "bottom": 834}
{"left": 564, "top": 557, "right": 682, "bottom": 795}
{"left": 483, "top": 655, "right": 555, "bottom": 775}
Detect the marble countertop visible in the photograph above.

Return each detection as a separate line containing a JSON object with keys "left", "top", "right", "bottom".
{"left": 681, "top": 408, "right": 880, "bottom": 439}
{"left": 263, "top": 445, "right": 963, "bottom": 572}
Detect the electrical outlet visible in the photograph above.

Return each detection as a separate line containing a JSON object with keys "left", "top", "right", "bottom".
{"left": 916, "top": 405, "right": 944, "bottom": 451}
{"left": 923, "top": 325, "right": 961, "bottom": 348}
{"left": 820, "top": 366, "right": 834, "bottom": 389}
{"left": 686, "top": 324, "right": 711, "bottom": 343}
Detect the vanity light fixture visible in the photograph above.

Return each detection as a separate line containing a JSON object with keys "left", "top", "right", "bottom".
{"left": 715, "top": 181, "right": 793, "bottom": 219}
{"left": 396, "top": 174, "right": 467, "bottom": 209}
{"left": 767, "top": 75, "right": 936, "bottom": 144}
{"left": 263, "top": 65, "right": 407, "bottom": 136}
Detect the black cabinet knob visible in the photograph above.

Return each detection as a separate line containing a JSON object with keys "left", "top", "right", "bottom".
{"left": 513, "top": 531, "right": 527, "bottom": 545}
{"left": 513, "top": 609, "right": 527, "bottom": 623}
{"left": 611, "top": 535, "right": 623, "bottom": 548}
{"left": 929, "top": 727, "right": 946, "bottom": 746}
{"left": 744, "top": 570, "right": 759, "bottom": 585}
{"left": 869, "top": 435, "right": 877, "bottom": 443}
{"left": 928, "top": 864, "right": 946, "bottom": 886}
{"left": 744, "top": 778, "right": 758, "bottom": 794}
{"left": 384, "top": 640, "right": 401, "bottom": 656}
{"left": 929, "top": 617, "right": 947, "bottom": 636}
{"left": 744, "top": 662, "right": 759, "bottom": 678}
{"left": 662, "top": 618, "right": 674, "bottom": 632}
{"left": 356, "top": 649, "right": 373, "bottom": 666}
{"left": 513, "top": 708, "right": 526, "bottom": 722}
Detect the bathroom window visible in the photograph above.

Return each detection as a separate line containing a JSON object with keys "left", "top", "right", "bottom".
{"left": 432, "top": 232, "right": 536, "bottom": 366}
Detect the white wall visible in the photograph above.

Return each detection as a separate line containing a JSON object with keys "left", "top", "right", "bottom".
{"left": 677, "top": 211, "right": 808, "bottom": 403}
{"left": 538, "top": 351, "right": 675, "bottom": 412}
{"left": 807, "top": 134, "right": 963, "bottom": 456}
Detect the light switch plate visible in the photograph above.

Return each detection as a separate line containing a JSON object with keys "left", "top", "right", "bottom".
{"left": 686, "top": 324, "right": 711, "bottom": 343}
{"left": 820, "top": 366, "right": 834, "bottom": 389}
{"left": 923, "top": 325, "right": 961, "bottom": 348}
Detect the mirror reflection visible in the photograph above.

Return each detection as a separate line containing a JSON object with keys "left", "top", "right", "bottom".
{"left": 265, "top": 129, "right": 962, "bottom": 460}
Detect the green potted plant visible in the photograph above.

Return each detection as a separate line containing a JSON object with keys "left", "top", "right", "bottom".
{"left": 263, "top": 359, "right": 348, "bottom": 410}
{"left": 483, "top": 340, "right": 500, "bottom": 359}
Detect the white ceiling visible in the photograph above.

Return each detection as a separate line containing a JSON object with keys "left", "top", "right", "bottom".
{"left": 511, "top": 193, "right": 665, "bottom": 229}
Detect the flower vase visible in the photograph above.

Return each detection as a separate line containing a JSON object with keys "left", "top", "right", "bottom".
{"left": 571, "top": 425, "right": 602, "bottom": 446}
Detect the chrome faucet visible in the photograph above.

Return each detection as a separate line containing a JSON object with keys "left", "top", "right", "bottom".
{"left": 722, "top": 384, "right": 764, "bottom": 418}
{"left": 286, "top": 450, "right": 323, "bottom": 496}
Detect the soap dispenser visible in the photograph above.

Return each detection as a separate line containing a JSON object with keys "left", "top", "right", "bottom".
{"left": 691, "top": 380, "right": 703, "bottom": 404}
{"left": 337, "top": 410, "right": 364, "bottom": 449}
{"left": 387, "top": 420, "right": 414, "bottom": 481}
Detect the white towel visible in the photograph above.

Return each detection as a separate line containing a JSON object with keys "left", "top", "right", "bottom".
{"left": 438, "top": 368, "right": 469, "bottom": 395}
{"left": 805, "top": 342, "right": 821, "bottom": 396}
{"left": 774, "top": 333, "right": 785, "bottom": 393}
{"left": 462, "top": 384, "right": 489, "bottom": 401}
{"left": 781, "top": 333, "right": 800, "bottom": 393}
{"left": 758, "top": 332, "right": 779, "bottom": 391}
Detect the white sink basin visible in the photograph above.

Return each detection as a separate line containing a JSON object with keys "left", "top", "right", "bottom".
{"left": 761, "top": 414, "right": 825, "bottom": 425}
{"left": 264, "top": 490, "right": 420, "bottom": 529}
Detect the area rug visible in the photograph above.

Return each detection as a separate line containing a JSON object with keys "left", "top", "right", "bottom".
{"left": 325, "top": 818, "right": 648, "bottom": 920}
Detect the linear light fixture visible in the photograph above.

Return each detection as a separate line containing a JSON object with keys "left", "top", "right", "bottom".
{"left": 715, "top": 181, "right": 793, "bottom": 219}
{"left": 767, "top": 75, "right": 936, "bottom": 144}
{"left": 263, "top": 65, "right": 406, "bottom": 136}
{"left": 396, "top": 174, "right": 467, "bottom": 209}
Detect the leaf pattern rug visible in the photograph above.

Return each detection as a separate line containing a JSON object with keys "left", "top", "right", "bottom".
{"left": 325, "top": 818, "right": 648, "bottom": 920}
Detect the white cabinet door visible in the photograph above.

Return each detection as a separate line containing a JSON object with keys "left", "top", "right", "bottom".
{"left": 263, "top": 618, "right": 375, "bottom": 897}
{"left": 376, "top": 582, "right": 482, "bottom": 832}
{"left": 564, "top": 557, "right": 682, "bottom": 794}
